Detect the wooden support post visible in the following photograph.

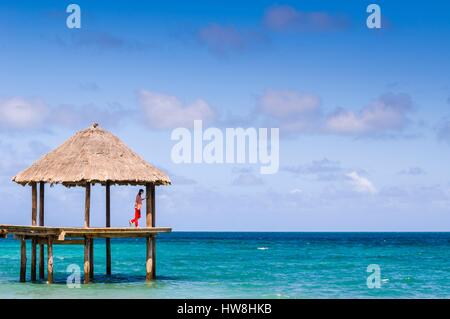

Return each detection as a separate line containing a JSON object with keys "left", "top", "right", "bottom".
{"left": 84, "top": 237, "right": 91, "bottom": 284}
{"left": 84, "top": 182, "right": 92, "bottom": 280}
{"left": 146, "top": 184, "right": 151, "bottom": 227}
{"left": 146, "top": 236, "right": 153, "bottom": 281}
{"left": 39, "top": 182, "right": 45, "bottom": 280}
{"left": 84, "top": 183, "right": 91, "bottom": 228}
{"left": 145, "top": 185, "right": 156, "bottom": 280}
{"left": 105, "top": 239, "right": 111, "bottom": 275}
{"left": 151, "top": 185, "right": 156, "bottom": 278}
{"left": 90, "top": 240, "right": 94, "bottom": 278}
{"left": 39, "top": 244, "right": 45, "bottom": 280}
{"left": 151, "top": 185, "right": 155, "bottom": 227}
{"left": 47, "top": 237, "right": 53, "bottom": 284}
{"left": 152, "top": 235, "right": 156, "bottom": 278}
{"left": 39, "top": 182, "right": 45, "bottom": 225}
{"left": 106, "top": 182, "right": 111, "bottom": 275}
{"left": 20, "top": 237, "right": 26, "bottom": 282}
{"left": 31, "top": 183, "right": 37, "bottom": 282}
{"left": 31, "top": 239, "right": 37, "bottom": 282}
{"left": 31, "top": 183, "right": 37, "bottom": 225}
{"left": 145, "top": 184, "right": 155, "bottom": 227}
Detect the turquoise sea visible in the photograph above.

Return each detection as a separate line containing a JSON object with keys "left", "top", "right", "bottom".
{"left": 0, "top": 232, "right": 450, "bottom": 298}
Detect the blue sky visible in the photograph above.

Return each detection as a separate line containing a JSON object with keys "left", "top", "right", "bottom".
{"left": 1, "top": 0, "right": 450, "bottom": 230}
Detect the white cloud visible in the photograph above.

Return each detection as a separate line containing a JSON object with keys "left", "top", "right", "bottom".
{"left": 138, "top": 90, "right": 216, "bottom": 129}
{"left": 325, "top": 93, "right": 413, "bottom": 135}
{"left": 346, "top": 171, "right": 377, "bottom": 194}
{"left": 289, "top": 188, "right": 303, "bottom": 194}
{"left": 256, "top": 91, "right": 414, "bottom": 137}
{"left": 0, "top": 97, "right": 48, "bottom": 129}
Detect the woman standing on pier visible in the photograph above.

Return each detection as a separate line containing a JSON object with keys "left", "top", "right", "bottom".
{"left": 129, "top": 189, "right": 144, "bottom": 227}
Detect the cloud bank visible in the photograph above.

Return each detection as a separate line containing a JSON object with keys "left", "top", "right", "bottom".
{"left": 325, "top": 93, "right": 413, "bottom": 135}
{"left": 257, "top": 90, "right": 414, "bottom": 137}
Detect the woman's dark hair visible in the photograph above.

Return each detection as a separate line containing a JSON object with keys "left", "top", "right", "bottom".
{"left": 138, "top": 189, "right": 144, "bottom": 194}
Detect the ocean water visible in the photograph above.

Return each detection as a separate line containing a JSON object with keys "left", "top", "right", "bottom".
{"left": 0, "top": 232, "right": 450, "bottom": 298}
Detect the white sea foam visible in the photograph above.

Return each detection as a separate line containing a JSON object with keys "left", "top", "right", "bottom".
{"left": 257, "top": 247, "right": 269, "bottom": 250}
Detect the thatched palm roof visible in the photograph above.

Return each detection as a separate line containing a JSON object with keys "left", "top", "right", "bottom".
{"left": 12, "top": 123, "right": 171, "bottom": 187}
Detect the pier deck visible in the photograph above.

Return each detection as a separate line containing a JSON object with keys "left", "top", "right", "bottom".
{"left": 0, "top": 224, "right": 171, "bottom": 239}
{"left": 0, "top": 224, "right": 171, "bottom": 283}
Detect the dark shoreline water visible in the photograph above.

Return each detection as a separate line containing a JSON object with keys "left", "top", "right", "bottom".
{"left": 1, "top": 232, "right": 450, "bottom": 298}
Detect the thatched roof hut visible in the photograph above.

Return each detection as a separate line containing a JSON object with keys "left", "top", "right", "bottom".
{"left": 13, "top": 123, "right": 171, "bottom": 187}
{"left": 6, "top": 123, "right": 171, "bottom": 283}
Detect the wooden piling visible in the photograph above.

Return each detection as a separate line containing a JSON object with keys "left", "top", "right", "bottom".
{"left": 151, "top": 235, "right": 156, "bottom": 278}
{"left": 84, "top": 183, "right": 92, "bottom": 280}
{"left": 146, "top": 184, "right": 155, "bottom": 280}
{"left": 84, "top": 237, "right": 91, "bottom": 284}
{"left": 146, "top": 236, "right": 153, "bottom": 281}
{"left": 31, "top": 239, "right": 37, "bottom": 282}
{"left": 20, "top": 237, "right": 26, "bottom": 282}
{"left": 151, "top": 186, "right": 156, "bottom": 277}
{"left": 39, "top": 244, "right": 45, "bottom": 280}
{"left": 90, "top": 239, "right": 94, "bottom": 278}
{"left": 145, "top": 185, "right": 156, "bottom": 280}
{"left": 31, "top": 183, "right": 37, "bottom": 282}
{"left": 145, "top": 184, "right": 156, "bottom": 280}
{"left": 47, "top": 237, "right": 53, "bottom": 284}
{"left": 106, "top": 182, "right": 111, "bottom": 275}
{"left": 39, "top": 182, "right": 45, "bottom": 280}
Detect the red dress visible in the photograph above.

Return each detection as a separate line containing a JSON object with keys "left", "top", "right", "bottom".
{"left": 130, "top": 195, "right": 143, "bottom": 227}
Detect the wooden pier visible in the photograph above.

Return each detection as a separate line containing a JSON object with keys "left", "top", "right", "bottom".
{"left": 1, "top": 123, "right": 172, "bottom": 284}
{"left": 0, "top": 225, "right": 171, "bottom": 283}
